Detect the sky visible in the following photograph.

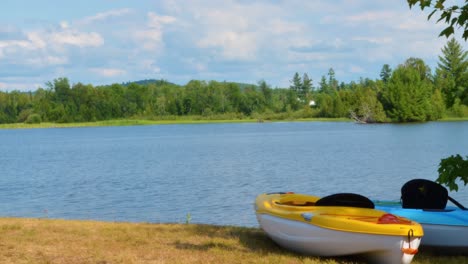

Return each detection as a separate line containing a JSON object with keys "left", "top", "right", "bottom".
{"left": 0, "top": 0, "right": 466, "bottom": 91}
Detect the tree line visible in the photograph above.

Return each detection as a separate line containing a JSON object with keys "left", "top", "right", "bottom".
{"left": 0, "top": 38, "right": 467, "bottom": 124}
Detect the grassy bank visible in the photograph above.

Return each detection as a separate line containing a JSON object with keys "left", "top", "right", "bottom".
{"left": 0, "top": 117, "right": 351, "bottom": 129}
{"left": 0, "top": 218, "right": 465, "bottom": 264}
{"left": 1, "top": 116, "right": 467, "bottom": 130}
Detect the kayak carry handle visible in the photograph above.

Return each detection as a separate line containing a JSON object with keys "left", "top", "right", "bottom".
{"left": 401, "top": 229, "right": 418, "bottom": 255}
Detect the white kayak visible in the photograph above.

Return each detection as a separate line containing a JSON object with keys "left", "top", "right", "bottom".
{"left": 256, "top": 192, "right": 423, "bottom": 264}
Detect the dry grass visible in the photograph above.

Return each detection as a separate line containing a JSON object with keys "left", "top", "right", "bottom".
{"left": 0, "top": 218, "right": 466, "bottom": 264}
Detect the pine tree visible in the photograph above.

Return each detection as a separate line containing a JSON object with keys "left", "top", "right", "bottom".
{"left": 436, "top": 38, "right": 468, "bottom": 107}
{"left": 319, "top": 76, "right": 329, "bottom": 94}
{"left": 301, "top": 73, "right": 313, "bottom": 99}
{"left": 380, "top": 64, "right": 392, "bottom": 83}
{"left": 290, "top": 72, "right": 302, "bottom": 94}
{"left": 327, "top": 68, "right": 338, "bottom": 91}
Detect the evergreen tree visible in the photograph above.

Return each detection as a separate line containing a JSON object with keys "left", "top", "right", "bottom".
{"left": 319, "top": 76, "right": 330, "bottom": 94}
{"left": 436, "top": 38, "right": 468, "bottom": 107}
{"left": 327, "top": 68, "right": 338, "bottom": 91}
{"left": 290, "top": 72, "right": 302, "bottom": 95}
{"left": 380, "top": 64, "right": 392, "bottom": 83}
{"left": 301, "top": 73, "right": 313, "bottom": 100}
{"left": 258, "top": 80, "right": 272, "bottom": 107}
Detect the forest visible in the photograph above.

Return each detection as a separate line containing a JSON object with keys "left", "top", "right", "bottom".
{"left": 0, "top": 38, "right": 467, "bottom": 124}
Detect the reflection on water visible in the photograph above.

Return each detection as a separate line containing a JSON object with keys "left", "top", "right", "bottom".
{"left": 0, "top": 121, "right": 467, "bottom": 226}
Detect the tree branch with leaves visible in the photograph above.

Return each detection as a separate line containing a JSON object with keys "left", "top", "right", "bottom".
{"left": 437, "top": 155, "right": 468, "bottom": 191}
{"left": 407, "top": 0, "right": 468, "bottom": 40}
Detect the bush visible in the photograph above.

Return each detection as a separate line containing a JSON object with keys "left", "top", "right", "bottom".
{"left": 25, "top": 114, "right": 42, "bottom": 124}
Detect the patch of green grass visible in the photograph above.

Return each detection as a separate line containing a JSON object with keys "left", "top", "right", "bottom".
{"left": 439, "top": 117, "right": 468, "bottom": 122}
{"left": 0, "top": 117, "right": 352, "bottom": 130}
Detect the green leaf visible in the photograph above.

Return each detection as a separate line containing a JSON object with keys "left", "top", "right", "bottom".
{"left": 428, "top": 9, "right": 438, "bottom": 20}
{"left": 439, "top": 26, "right": 454, "bottom": 38}
{"left": 435, "top": 0, "right": 445, "bottom": 9}
{"left": 458, "top": 11, "right": 468, "bottom": 25}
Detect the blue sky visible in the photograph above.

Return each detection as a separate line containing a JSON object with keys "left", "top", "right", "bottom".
{"left": 0, "top": 0, "right": 465, "bottom": 91}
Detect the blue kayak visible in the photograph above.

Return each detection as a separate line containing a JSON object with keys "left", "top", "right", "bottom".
{"left": 375, "top": 201, "right": 468, "bottom": 226}
{"left": 374, "top": 179, "right": 468, "bottom": 253}
{"left": 375, "top": 201, "right": 468, "bottom": 251}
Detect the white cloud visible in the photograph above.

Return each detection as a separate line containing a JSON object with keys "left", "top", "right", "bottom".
{"left": 0, "top": 40, "right": 32, "bottom": 50}
{"left": 0, "top": 81, "right": 41, "bottom": 91}
{"left": 24, "top": 56, "right": 68, "bottom": 66}
{"left": 148, "top": 12, "right": 176, "bottom": 27}
{"left": 79, "top": 8, "right": 133, "bottom": 25}
{"left": 349, "top": 65, "right": 365, "bottom": 73}
{"left": 90, "top": 67, "right": 126, "bottom": 77}
{"left": 50, "top": 30, "right": 104, "bottom": 48}
{"left": 134, "top": 12, "right": 176, "bottom": 51}
{"left": 141, "top": 60, "right": 161, "bottom": 74}
{"left": 352, "top": 36, "right": 392, "bottom": 44}
{"left": 60, "top": 21, "right": 70, "bottom": 29}
{"left": 267, "top": 19, "right": 303, "bottom": 35}
{"left": 197, "top": 31, "right": 258, "bottom": 60}
{"left": 345, "top": 11, "right": 395, "bottom": 23}
{"left": 26, "top": 32, "right": 47, "bottom": 49}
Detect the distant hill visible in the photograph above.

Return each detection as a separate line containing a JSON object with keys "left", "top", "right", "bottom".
{"left": 122, "top": 79, "right": 177, "bottom": 86}
{"left": 121, "top": 79, "right": 260, "bottom": 90}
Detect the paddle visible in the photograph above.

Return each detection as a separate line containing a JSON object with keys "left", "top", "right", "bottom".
{"left": 448, "top": 196, "right": 468, "bottom": 210}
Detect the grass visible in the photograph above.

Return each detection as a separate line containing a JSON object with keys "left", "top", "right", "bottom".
{"left": 0, "top": 117, "right": 351, "bottom": 129}
{"left": 439, "top": 117, "right": 468, "bottom": 122}
{"left": 1, "top": 115, "right": 467, "bottom": 130}
{"left": 0, "top": 218, "right": 466, "bottom": 264}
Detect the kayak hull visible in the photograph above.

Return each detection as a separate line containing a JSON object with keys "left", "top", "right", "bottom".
{"left": 257, "top": 213, "right": 421, "bottom": 264}
{"left": 255, "top": 193, "right": 423, "bottom": 264}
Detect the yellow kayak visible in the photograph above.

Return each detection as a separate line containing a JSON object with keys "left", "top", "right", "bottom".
{"left": 255, "top": 192, "right": 424, "bottom": 264}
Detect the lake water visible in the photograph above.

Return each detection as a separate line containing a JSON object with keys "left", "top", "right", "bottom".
{"left": 0, "top": 121, "right": 467, "bottom": 227}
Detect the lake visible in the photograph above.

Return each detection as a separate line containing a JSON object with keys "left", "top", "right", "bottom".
{"left": 0, "top": 121, "right": 467, "bottom": 227}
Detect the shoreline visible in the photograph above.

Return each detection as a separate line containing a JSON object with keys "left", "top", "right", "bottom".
{"left": 1, "top": 116, "right": 467, "bottom": 130}
{"left": 0, "top": 117, "right": 351, "bottom": 129}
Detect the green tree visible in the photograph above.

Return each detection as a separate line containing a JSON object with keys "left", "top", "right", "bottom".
{"left": 380, "top": 64, "right": 392, "bottom": 83}
{"left": 430, "top": 88, "right": 446, "bottom": 119}
{"left": 258, "top": 80, "right": 272, "bottom": 108}
{"left": 290, "top": 72, "right": 302, "bottom": 95}
{"left": 435, "top": 38, "right": 468, "bottom": 107}
{"left": 318, "top": 76, "right": 329, "bottom": 94}
{"left": 328, "top": 68, "right": 338, "bottom": 91}
{"left": 350, "top": 87, "right": 387, "bottom": 123}
{"left": 381, "top": 58, "right": 434, "bottom": 122}
{"left": 403, "top": 57, "right": 432, "bottom": 81}
{"left": 407, "top": 0, "right": 468, "bottom": 40}
{"left": 301, "top": 73, "right": 313, "bottom": 100}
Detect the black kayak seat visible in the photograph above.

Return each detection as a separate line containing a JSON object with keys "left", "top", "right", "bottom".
{"left": 401, "top": 179, "right": 448, "bottom": 210}
{"left": 315, "top": 193, "right": 375, "bottom": 209}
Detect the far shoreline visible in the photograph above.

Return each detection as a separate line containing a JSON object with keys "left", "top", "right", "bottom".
{"left": 0, "top": 117, "right": 351, "bottom": 129}
{"left": 0, "top": 117, "right": 467, "bottom": 130}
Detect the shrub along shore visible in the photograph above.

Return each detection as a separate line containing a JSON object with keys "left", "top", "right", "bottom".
{"left": 0, "top": 217, "right": 466, "bottom": 264}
